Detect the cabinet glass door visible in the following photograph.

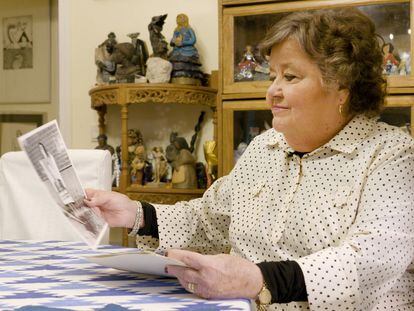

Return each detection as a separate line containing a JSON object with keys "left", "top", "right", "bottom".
{"left": 221, "top": 97, "right": 413, "bottom": 174}
{"left": 223, "top": 0, "right": 412, "bottom": 95}
{"left": 383, "top": 95, "right": 414, "bottom": 135}
{"left": 222, "top": 100, "right": 272, "bottom": 174}
{"left": 379, "top": 106, "right": 412, "bottom": 135}
{"left": 233, "top": 110, "right": 273, "bottom": 162}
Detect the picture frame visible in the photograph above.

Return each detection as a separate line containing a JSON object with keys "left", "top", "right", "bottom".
{"left": 0, "top": 113, "right": 44, "bottom": 155}
{"left": 0, "top": 0, "right": 50, "bottom": 103}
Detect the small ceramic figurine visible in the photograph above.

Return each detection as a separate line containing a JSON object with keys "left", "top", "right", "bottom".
{"left": 127, "top": 129, "right": 146, "bottom": 185}
{"left": 127, "top": 32, "right": 149, "bottom": 79}
{"left": 164, "top": 161, "right": 173, "bottom": 183}
{"left": 146, "top": 56, "right": 172, "bottom": 83}
{"left": 130, "top": 145, "right": 146, "bottom": 185}
{"left": 146, "top": 14, "right": 173, "bottom": 83}
{"left": 254, "top": 48, "right": 270, "bottom": 81}
{"left": 143, "top": 158, "right": 153, "bottom": 184}
{"left": 152, "top": 146, "right": 168, "bottom": 183}
{"left": 404, "top": 54, "right": 411, "bottom": 75}
{"left": 127, "top": 128, "right": 144, "bottom": 170}
{"left": 110, "top": 42, "right": 142, "bottom": 83}
{"left": 235, "top": 45, "right": 258, "bottom": 81}
{"left": 148, "top": 14, "right": 169, "bottom": 59}
{"left": 168, "top": 13, "right": 204, "bottom": 85}
{"left": 382, "top": 43, "right": 400, "bottom": 75}
{"left": 171, "top": 150, "right": 197, "bottom": 189}
{"left": 399, "top": 58, "right": 407, "bottom": 76}
{"left": 203, "top": 140, "right": 218, "bottom": 188}
{"left": 195, "top": 162, "right": 207, "bottom": 189}
{"left": 95, "top": 134, "right": 115, "bottom": 155}
{"left": 95, "top": 32, "right": 117, "bottom": 84}
{"left": 165, "top": 133, "right": 197, "bottom": 189}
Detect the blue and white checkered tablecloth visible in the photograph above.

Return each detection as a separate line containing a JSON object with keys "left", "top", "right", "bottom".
{"left": 0, "top": 240, "right": 251, "bottom": 311}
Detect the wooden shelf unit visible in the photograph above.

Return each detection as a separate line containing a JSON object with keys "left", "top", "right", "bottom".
{"left": 90, "top": 82, "right": 217, "bottom": 245}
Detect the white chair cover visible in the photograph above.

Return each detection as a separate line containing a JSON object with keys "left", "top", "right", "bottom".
{"left": 0, "top": 149, "right": 111, "bottom": 243}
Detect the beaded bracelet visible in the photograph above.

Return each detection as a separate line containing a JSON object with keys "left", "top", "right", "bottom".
{"left": 128, "top": 201, "right": 143, "bottom": 237}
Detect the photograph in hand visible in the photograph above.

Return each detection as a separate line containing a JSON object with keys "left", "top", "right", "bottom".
{"left": 18, "top": 120, "right": 107, "bottom": 248}
{"left": 63, "top": 197, "right": 105, "bottom": 240}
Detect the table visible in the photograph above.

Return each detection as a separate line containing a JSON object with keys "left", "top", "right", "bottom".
{"left": 0, "top": 240, "right": 251, "bottom": 311}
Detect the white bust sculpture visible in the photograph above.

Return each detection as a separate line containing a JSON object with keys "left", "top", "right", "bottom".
{"left": 146, "top": 57, "right": 172, "bottom": 83}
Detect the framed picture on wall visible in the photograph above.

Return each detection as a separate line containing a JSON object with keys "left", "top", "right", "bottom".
{"left": 3, "top": 15, "right": 33, "bottom": 70}
{"left": 0, "top": 0, "right": 50, "bottom": 103}
{"left": 0, "top": 114, "right": 43, "bottom": 155}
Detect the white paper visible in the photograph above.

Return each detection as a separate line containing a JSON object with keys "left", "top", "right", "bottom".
{"left": 17, "top": 120, "right": 108, "bottom": 249}
{"left": 85, "top": 251, "right": 187, "bottom": 276}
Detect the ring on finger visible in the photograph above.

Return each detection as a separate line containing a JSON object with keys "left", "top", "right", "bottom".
{"left": 187, "top": 282, "right": 197, "bottom": 293}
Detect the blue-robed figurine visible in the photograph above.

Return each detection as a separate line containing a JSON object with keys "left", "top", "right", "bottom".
{"left": 168, "top": 14, "right": 204, "bottom": 85}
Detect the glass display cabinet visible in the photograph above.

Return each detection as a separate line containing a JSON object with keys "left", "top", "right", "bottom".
{"left": 221, "top": 0, "right": 414, "bottom": 96}
{"left": 221, "top": 97, "right": 413, "bottom": 174}
{"left": 218, "top": 0, "right": 414, "bottom": 174}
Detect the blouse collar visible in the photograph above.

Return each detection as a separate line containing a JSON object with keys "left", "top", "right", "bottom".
{"left": 264, "top": 114, "right": 374, "bottom": 155}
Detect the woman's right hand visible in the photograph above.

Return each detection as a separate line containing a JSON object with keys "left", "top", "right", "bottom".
{"left": 84, "top": 189, "right": 138, "bottom": 228}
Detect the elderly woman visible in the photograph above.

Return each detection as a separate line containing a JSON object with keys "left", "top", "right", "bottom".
{"left": 85, "top": 8, "right": 414, "bottom": 310}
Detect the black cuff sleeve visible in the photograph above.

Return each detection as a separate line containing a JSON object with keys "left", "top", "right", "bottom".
{"left": 257, "top": 260, "right": 307, "bottom": 304}
{"left": 137, "top": 201, "right": 159, "bottom": 239}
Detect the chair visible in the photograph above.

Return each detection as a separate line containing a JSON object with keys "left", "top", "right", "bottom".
{"left": 0, "top": 149, "right": 111, "bottom": 243}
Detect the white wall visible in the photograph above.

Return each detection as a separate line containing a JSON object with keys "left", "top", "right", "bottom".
{"left": 66, "top": 0, "right": 219, "bottom": 161}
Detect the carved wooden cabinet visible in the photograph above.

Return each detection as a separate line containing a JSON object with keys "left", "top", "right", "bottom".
{"left": 89, "top": 82, "right": 217, "bottom": 245}
{"left": 218, "top": 0, "right": 414, "bottom": 175}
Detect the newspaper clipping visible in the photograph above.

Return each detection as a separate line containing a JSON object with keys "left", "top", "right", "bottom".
{"left": 18, "top": 120, "right": 107, "bottom": 248}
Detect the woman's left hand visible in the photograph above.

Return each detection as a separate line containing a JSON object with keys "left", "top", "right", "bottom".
{"left": 166, "top": 249, "right": 263, "bottom": 299}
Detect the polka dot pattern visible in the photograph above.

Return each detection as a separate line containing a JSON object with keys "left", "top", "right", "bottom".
{"left": 155, "top": 114, "right": 414, "bottom": 310}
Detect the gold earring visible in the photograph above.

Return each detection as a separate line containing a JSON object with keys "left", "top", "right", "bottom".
{"left": 339, "top": 104, "right": 344, "bottom": 117}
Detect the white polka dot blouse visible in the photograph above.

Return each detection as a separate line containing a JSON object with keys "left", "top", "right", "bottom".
{"left": 154, "top": 114, "right": 414, "bottom": 311}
